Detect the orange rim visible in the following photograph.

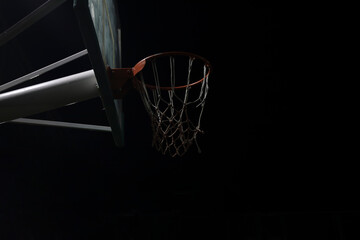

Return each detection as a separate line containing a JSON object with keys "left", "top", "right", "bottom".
{"left": 132, "top": 52, "right": 211, "bottom": 90}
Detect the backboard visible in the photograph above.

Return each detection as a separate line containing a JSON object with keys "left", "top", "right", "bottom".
{"left": 73, "top": 0, "right": 124, "bottom": 147}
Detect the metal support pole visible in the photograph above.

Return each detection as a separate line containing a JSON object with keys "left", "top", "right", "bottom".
{"left": 10, "top": 118, "right": 111, "bottom": 132}
{"left": 0, "top": 49, "right": 88, "bottom": 93}
{"left": 0, "top": 0, "right": 67, "bottom": 46}
{"left": 0, "top": 70, "right": 100, "bottom": 123}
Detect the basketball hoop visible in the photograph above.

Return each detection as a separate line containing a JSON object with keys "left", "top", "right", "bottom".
{"left": 0, "top": 0, "right": 212, "bottom": 154}
{"left": 107, "top": 52, "right": 211, "bottom": 157}
{"left": 132, "top": 52, "right": 211, "bottom": 157}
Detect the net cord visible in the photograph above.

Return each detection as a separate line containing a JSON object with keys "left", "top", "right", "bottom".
{"left": 135, "top": 55, "right": 209, "bottom": 157}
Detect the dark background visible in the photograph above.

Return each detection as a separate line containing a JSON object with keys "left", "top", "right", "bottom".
{"left": 0, "top": 0, "right": 357, "bottom": 239}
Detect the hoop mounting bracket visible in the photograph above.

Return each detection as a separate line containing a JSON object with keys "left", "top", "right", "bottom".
{"left": 107, "top": 67, "right": 134, "bottom": 99}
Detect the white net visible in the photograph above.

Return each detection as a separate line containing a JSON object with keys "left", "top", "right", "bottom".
{"left": 134, "top": 53, "right": 210, "bottom": 157}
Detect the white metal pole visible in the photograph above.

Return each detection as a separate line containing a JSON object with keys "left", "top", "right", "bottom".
{"left": 10, "top": 118, "right": 111, "bottom": 132}
{"left": 0, "top": 70, "right": 100, "bottom": 123}
{"left": 0, "top": 0, "right": 67, "bottom": 46}
{"left": 0, "top": 49, "right": 88, "bottom": 93}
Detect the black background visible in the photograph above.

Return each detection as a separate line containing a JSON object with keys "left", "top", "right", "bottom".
{"left": 0, "top": 0, "right": 358, "bottom": 239}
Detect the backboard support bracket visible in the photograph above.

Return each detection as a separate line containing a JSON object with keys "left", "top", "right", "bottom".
{"left": 107, "top": 67, "right": 134, "bottom": 99}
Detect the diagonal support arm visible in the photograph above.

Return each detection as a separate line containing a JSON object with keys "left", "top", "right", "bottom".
{"left": 0, "top": 49, "right": 88, "bottom": 93}
{"left": 9, "top": 118, "right": 111, "bottom": 132}
{"left": 0, "top": 0, "right": 67, "bottom": 46}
